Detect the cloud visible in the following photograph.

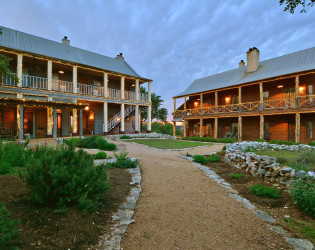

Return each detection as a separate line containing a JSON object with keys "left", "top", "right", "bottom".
{"left": 1, "top": 0, "right": 315, "bottom": 120}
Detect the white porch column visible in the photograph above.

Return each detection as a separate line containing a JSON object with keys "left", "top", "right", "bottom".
{"left": 73, "top": 66, "right": 77, "bottom": 94}
{"left": 121, "top": 76, "right": 125, "bottom": 99}
{"left": 135, "top": 104, "right": 139, "bottom": 133}
{"left": 47, "top": 60, "right": 52, "bottom": 90}
{"left": 136, "top": 79, "right": 140, "bottom": 101}
{"left": 148, "top": 82, "right": 152, "bottom": 102}
{"left": 104, "top": 102, "right": 108, "bottom": 133}
{"left": 17, "top": 54, "right": 23, "bottom": 87}
{"left": 147, "top": 105, "right": 152, "bottom": 132}
{"left": 47, "top": 107, "right": 53, "bottom": 136}
{"left": 72, "top": 109, "right": 78, "bottom": 134}
{"left": 104, "top": 73, "right": 108, "bottom": 97}
{"left": 120, "top": 103, "right": 125, "bottom": 133}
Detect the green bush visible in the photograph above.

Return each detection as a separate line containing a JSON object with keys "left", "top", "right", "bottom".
{"left": 95, "top": 136, "right": 117, "bottom": 151}
{"left": 222, "top": 146, "right": 227, "bottom": 151}
{"left": 255, "top": 139, "right": 267, "bottom": 142}
{"left": 107, "top": 152, "right": 138, "bottom": 169}
{"left": 250, "top": 184, "right": 280, "bottom": 199}
{"left": 21, "top": 146, "right": 110, "bottom": 212}
{"left": 309, "top": 141, "right": 315, "bottom": 146}
{"left": 63, "top": 137, "right": 81, "bottom": 147}
{"left": 0, "top": 142, "right": 30, "bottom": 175}
{"left": 120, "top": 135, "right": 131, "bottom": 139}
{"left": 0, "top": 203, "right": 20, "bottom": 249}
{"left": 93, "top": 151, "right": 107, "bottom": 159}
{"left": 229, "top": 173, "right": 245, "bottom": 179}
{"left": 193, "top": 155, "right": 207, "bottom": 164}
{"left": 296, "top": 151, "right": 315, "bottom": 166}
{"left": 207, "top": 154, "right": 220, "bottom": 162}
{"left": 269, "top": 140, "right": 297, "bottom": 145}
{"left": 74, "top": 136, "right": 117, "bottom": 151}
{"left": 290, "top": 178, "right": 315, "bottom": 217}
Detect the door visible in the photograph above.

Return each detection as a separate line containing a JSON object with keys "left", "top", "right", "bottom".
{"left": 57, "top": 113, "right": 62, "bottom": 137}
{"left": 284, "top": 88, "right": 296, "bottom": 107}
{"left": 288, "top": 121, "right": 295, "bottom": 142}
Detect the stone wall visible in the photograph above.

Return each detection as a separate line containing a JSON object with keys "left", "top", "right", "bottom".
{"left": 224, "top": 142, "right": 315, "bottom": 190}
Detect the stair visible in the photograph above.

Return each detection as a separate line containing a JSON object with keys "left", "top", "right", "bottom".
{"left": 108, "top": 105, "right": 135, "bottom": 132}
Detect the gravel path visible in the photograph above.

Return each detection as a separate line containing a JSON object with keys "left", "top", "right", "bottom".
{"left": 115, "top": 141, "right": 289, "bottom": 250}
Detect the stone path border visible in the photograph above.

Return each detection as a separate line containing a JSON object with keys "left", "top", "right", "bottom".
{"left": 95, "top": 161, "right": 141, "bottom": 250}
{"left": 180, "top": 154, "right": 315, "bottom": 250}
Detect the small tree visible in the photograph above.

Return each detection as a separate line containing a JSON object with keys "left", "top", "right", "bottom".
{"left": 280, "top": 0, "right": 315, "bottom": 13}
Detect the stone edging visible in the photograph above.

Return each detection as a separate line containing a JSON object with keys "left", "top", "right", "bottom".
{"left": 180, "top": 154, "right": 314, "bottom": 250}
{"left": 94, "top": 160, "right": 141, "bottom": 249}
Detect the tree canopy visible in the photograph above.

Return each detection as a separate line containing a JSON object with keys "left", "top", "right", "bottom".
{"left": 280, "top": 0, "right": 315, "bottom": 13}
{"left": 140, "top": 86, "right": 168, "bottom": 122}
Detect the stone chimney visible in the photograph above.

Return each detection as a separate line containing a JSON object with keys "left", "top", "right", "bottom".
{"left": 246, "top": 47, "right": 259, "bottom": 73}
{"left": 115, "top": 53, "right": 124, "bottom": 61}
{"left": 239, "top": 60, "right": 245, "bottom": 68}
{"left": 62, "top": 36, "right": 70, "bottom": 45}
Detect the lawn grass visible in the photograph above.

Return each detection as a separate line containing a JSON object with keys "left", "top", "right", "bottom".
{"left": 284, "top": 218, "right": 315, "bottom": 240}
{"left": 129, "top": 139, "right": 213, "bottom": 149}
{"left": 250, "top": 150, "right": 315, "bottom": 171}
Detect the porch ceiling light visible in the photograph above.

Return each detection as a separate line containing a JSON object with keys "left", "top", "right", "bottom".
{"left": 132, "top": 84, "right": 135, "bottom": 86}
{"left": 225, "top": 97, "right": 231, "bottom": 102}
{"left": 85, "top": 106, "right": 89, "bottom": 110}
{"left": 299, "top": 86, "right": 304, "bottom": 92}
{"left": 59, "top": 70, "right": 64, "bottom": 74}
{"left": 194, "top": 101, "right": 198, "bottom": 107}
{"left": 277, "top": 85, "right": 283, "bottom": 88}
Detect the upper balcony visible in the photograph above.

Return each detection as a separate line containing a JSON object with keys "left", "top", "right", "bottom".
{"left": 0, "top": 73, "right": 149, "bottom": 102}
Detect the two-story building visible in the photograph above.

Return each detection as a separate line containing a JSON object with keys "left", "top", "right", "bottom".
{"left": 173, "top": 47, "right": 315, "bottom": 144}
{"left": 0, "top": 26, "right": 152, "bottom": 139}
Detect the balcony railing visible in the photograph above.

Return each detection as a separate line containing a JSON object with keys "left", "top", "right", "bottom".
{"left": 1, "top": 74, "right": 149, "bottom": 102}
{"left": 174, "top": 95, "right": 315, "bottom": 118}
{"left": 52, "top": 79, "right": 73, "bottom": 93}
{"left": 78, "top": 83, "right": 104, "bottom": 97}
{"left": 0, "top": 73, "right": 18, "bottom": 87}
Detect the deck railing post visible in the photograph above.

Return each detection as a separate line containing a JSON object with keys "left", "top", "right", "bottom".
{"left": 295, "top": 76, "right": 300, "bottom": 107}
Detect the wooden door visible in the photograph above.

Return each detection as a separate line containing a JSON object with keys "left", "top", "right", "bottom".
{"left": 288, "top": 121, "right": 295, "bottom": 142}
{"left": 57, "top": 113, "right": 62, "bottom": 137}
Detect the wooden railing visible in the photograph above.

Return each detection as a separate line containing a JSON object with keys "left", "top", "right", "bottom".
{"left": 52, "top": 79, "right": 73, "bottom": 93}
{"left": 0, "top": 73, "right": 18, "bottom": 87}
{"left": 107, "top": 88, "right": 121, "bottom": 99}
{"left": 78, "top": 83, "right": 104, "bottom": 97}
{"left": 174, "top": 95, "right": 315, "bottom": 118}
{"left": 22, "top": 75, "right": 48, "bottom": 90}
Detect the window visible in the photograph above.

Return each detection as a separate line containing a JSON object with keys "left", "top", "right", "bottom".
{"left": 263, "top": 91, "right": 269, "bottom": 100}
{"left": 306, "top": 121, "right": 313, "bottom": 139}
{"left": 264, "top": 122, "right": 270, "bottom": 140}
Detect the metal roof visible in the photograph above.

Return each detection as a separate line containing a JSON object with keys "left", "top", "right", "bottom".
{"left": 175, "top": 47, "right": 315, "bottom": 98}
{"left": 0, "top": 26, "right": 150, "bottom": 80}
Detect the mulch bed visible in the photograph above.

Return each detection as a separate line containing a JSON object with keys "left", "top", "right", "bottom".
{"left": 0, "top": 168, "right": 131, "bottom": 249}
{"left": 204, "top": 154, "right": 315, "bottom": 243}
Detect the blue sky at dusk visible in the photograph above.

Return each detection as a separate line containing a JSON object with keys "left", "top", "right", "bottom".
{"left": 1, "top": 0, "right": 315, "bottom": 120}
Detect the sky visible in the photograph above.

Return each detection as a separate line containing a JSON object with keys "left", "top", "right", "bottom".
{"left": 1, "top": 0, "right": 315, "bottom": 120}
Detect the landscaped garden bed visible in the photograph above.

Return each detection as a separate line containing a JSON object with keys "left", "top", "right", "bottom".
{"left": 193, "top": 151, "right": 315, "bottom": 244}
{"left": 0, "top": 140, "right": 138, "bottom": 249}
{"left": 129, "top": 139, "right": 213, "bottom": 149}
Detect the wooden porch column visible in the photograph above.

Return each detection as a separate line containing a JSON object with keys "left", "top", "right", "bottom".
{"left": 200, "top": 94, "right": 203, "bottom": 114}
{"left": 173, "top": 122, "right": 176, "bottom": 136}
{"left": 173, "top": 98, "right": 176, "bottom": 116}
{"left": 147, "top": 105, "right": 152, "bottom": 132}
{"left": 215, "top": 91, "right": 218, "bottom": 113}
{"left": 17, "top": 54, "right": 23, "bottom": 87}
{"left": 214, "top": 117, "right": 218, "bottom": 138}
{"left": 183, "top": 120, "right": 186, "bottom": 137}
{"left": 200, "top": 118, "right": 203, "bottom": 137}
{"left": 47, "top": 60, "right": 52, "bottom": 90}
{"left": 104, "top": 73, "right": 108, "bottom": 97}
{"left": 259, "top": 115, "right": 264, "bottom": 139}
{"left": 148, "top": 82, "right": 152, "bottom": 102}
{"left": 103, "top": 102, "right": 108, "bottom": 133}
{"left": 47, "top": 107, "right": 53, "bottom": 136}
{"left": 79, "top": 108, "right": 83, "bottom": 137}
{"left": 259, "top": 82, "right": 263, "bottom": 111}
{"left": 121, "top": 76, "right": 125, "bottom": 99}
{"left": 17, "top": 104, "right": 24, "bottom": 139}
{"left": 238, "top": 116, "right": 242, "bottom": 141}
{"left": 53, "top": 107, "right": 57, "bottom": 139}
{"left": 136, "top": 79, "right": 140, "bottom": 101}
{"left": 295, "top": 76, "right": 300, "bottom": 106}
{"left": 120, "top": 103, "right": 125, "bottom": 133}
{"left": 238, "top": 87, "right": 242, "bottom": 111}
{"left": 73, "top": 66, "right": 77, "bottom": 94}
{"left": 295, "top": 113, "right": 300, "bottom": 143}
{"left": 72, "top": 109, "right": 77, "bottom": 134}
{"left": 184, "top": 96, "right": 187, "bottom": 115}
{"left": 135, "top": 104, "right": 139, "bottom": 133}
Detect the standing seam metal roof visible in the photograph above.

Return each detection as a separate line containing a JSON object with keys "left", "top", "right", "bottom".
{"left": 175, "top": 47, "right": 315, "bottom": 98}
{"left": 0, "top": 26, "right": 149, "bottom": 80}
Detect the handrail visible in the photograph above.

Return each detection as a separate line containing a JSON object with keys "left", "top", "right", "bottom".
{"left": 0, "top": 73, "right": 18, "bottom": 87}
{"left": 108, "top": 105, "right": 135, "bottom": 131}
{"left": 140, "top": 93, "right": 149, "bottom": 101}
{"left": 52, "top": 79, "right": 73, "bottom": 93}
{"left": 125, "top": 91, "right": 136, "bottom": 101}
{"left": 78, "top": 83, "right": 104, "bottom": 97}
{"left": 22, "top": 75, "right": 48, "bottom": 90}
{"left": 107, "top": 88, "right": 121, "bottom": 99}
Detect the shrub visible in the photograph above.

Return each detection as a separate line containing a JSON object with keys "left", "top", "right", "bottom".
{"left": 120, "top": 135, "right": 131, "bottom": 139}
{"left": 276, "top": 156, "right": 289, "bottom": 164}
{"left": 95, "top": 136, "right": 117, "bottom": 151}
{"left": 296, "top": 151, "right": 315, "bottom": 165}
{"left": 207, "top": 154, "right": 220, "bottom": 162}
{"left": 193, "top": 155, "right": 207, "bottom": 164}
{"left": 93, "top": 151, "right": 107, "bottom": 159}
{"left": 63, "top": 137, "right": 80, "bottom": 147}
{"left": 250, "top": 184, "right": 280, "bottom": 199}
{"left": 75, "top": 136, "right": 117, "bottom": 151}
{"left": 0, "top": 203, "right": 20, "bottom": 249}
{"left": 107, "top": 152, "right": 138, "bottom": 169}
{"left": 309, "top": 141, "right": 315, "bottom": 146}
{"left": 290, "top": 177, "right": 315, "bottom": 217}
{"left": 269, "top": 140, "right": 296, "bottom": 145}
{"left": 229, "top": 173, "right": 245, "bottom": 179}
{"left": 21, "top": 146, "right": 110, "bottom": 212}
{"left": 255, "top": 139, "right": 267, "bottom": 142}
{"left": 222, "top": 146, "right": 227, "bottom": 151}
